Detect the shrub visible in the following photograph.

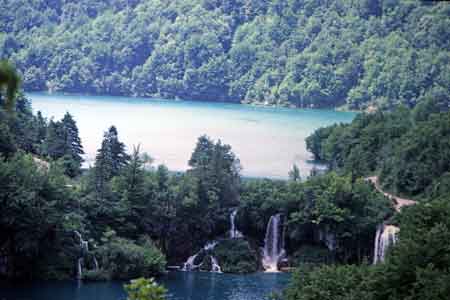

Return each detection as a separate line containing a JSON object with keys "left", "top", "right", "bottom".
{"left": 96, "top": 231, "right": 166, "bottom": 279}
{"left": 124, "top": 277, "right": 166, "bottom": 300}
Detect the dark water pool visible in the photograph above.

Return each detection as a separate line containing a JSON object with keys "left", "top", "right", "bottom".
{"left": 0, "top": 271, "right": 290, "bottom": 300}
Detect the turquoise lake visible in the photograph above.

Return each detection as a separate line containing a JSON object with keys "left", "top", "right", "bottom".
{"left": 28, "top": 93, "right": 356, "bottom": 178}
{"left": 0, "top": 271, "right": 290, "bottom": 300}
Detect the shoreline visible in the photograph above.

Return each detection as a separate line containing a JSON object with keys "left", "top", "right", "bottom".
{"left": 25, "top": 90, "right": 358, "bottom": 113}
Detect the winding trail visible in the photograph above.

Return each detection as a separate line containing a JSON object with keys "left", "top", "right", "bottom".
{"left": 366, "top": 176, "right": 416, "bottom": 211}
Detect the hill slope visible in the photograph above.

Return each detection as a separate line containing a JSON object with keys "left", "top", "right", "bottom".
{"left": 1, "top": 0, "right": 449, "bottom": 109}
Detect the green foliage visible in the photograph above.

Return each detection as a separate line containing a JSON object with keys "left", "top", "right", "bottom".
{"left": 2, "top": 1, "right": 449, "bottom": 109}
{"left": 306, "top": 106, "right": 450, "bottom": 197}
{"left": 96, "top": 230, "right": 166, "bottom": 280}
{"left": 285, "top": 199, "right": 450, "bottom": 300}
{"left": 0, "top": 152, "right": 76, "bottom": 279}
{"left": 188, "top": 135, "right": 241, "bottom": 209}
{"left": 213, "top": 239, "right": 258, "bottom": 273}
{"left": 371, "top": 199, "right": 450, "bottom": 300}
{"left": 0, "top": 60, "right": 20, "bottom": 111}
{"left": 124, "top": 277, "right": 167, "bottom": 300}
{"left": 284, "top": 264, "right": 373, "bottom": 300}
{"left": 239, "top": 173, "right": 393, "bottom": 264}
{"left": 290, "top": 245, "right": 334, "bottom": 267}
{"left": 93, "top": 125, "right": 130, "bottom": 200}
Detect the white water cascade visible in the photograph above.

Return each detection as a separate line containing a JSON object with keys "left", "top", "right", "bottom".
{"left": 229, "top": 209, "right": 243, "bottom": 239}
{"left": 182, "top": 241, "right": 222, "bottom": 272}
{"left": 210, "top": 256, "right": 222, "bottom": 273}
{"left": 373, "top": 224, "right": 399, "bottom": 264}
{"left": 318, "top": 229, "right": 336, "bottom": 251}
{"left": 262, "top": 214, "right": 286, "bottom": 272}
{"left": 74, "top": 230, "right": 98, "bottom": 279}
{"left": 182, "top": 253, "right": 201, "bottom": 271}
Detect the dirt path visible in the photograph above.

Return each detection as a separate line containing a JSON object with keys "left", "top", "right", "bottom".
{"left": 366, "top": 176, "right": 416, "bottom": 212}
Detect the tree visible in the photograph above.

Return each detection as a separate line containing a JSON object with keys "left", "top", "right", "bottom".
{"left": 188, "top": 135, "right": 241, "bottom": 208}
{"left": 41, "top": 120, "right": 66, "bottom": 159}
{"left": 101, "top": 126, "right": 130, "bottom": 176}
{"left": 60, "top": 112, "right": 84, "bottom": 176}
{"left": 289, "top": 164, "right": 301, "bottom": 181}
{"left": 41, "top": 113, "right": 84, "bottom": 177}
{"left": 96, "top": 231, "right": 166, "bottom": 280}
{"left": 94, "top": 125, "right": 130, "bottom": 199}
{"left": 0, "top": 60, "right": 20, "bottom": 112}
{"left": 124, "top": 277, "right": 166, "bottom": 300}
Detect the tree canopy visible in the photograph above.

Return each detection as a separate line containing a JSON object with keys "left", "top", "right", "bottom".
{"left": 1, "top": 0, "right": 449, "bottom": 109}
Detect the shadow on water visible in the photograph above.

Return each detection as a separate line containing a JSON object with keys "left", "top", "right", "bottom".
{"left": 0, "top": 272, "right": 290, "bottom": 300}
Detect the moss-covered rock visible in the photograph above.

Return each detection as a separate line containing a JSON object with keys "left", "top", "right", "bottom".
{"left": 213, "top": 239, "right": 259, "bottom": 273}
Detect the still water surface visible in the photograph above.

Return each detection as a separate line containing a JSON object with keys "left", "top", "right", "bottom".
{"left": 28, "top": 93, "right": 355, "bottom": 178}
{"left": 0, "top": 271, "right": 290, "bottom": 300}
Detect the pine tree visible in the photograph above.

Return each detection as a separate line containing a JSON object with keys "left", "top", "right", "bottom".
{"left": 94, "top": 126, "right": 130, "bottom": 199}
{"left": 107, "top": 126, "right": 130, "bottom": 175}
{"left": 42, "top": 119, "right": 65, "bottom": 159}
{"left": 188, "top": 135, "right": 241, "bottom": 207}
{"left": 61, "top": 113, "right": 83, "bottom": 155}
{"left": 289, "top": 164, "right": 301, "bottom": 182}
{"left": 94, "top": 137, "right": 114, "bottom": 200}
{"left": 35, "top": 111, "right": 47, "bottom": 144}
{"left": 41, "top": 113, "right": 84, "bottom": 177}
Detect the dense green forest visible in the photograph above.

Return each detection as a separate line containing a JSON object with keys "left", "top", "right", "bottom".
{"left": 284, "top": 197, "right": 450, "bottom": 300}
{"left": 1, "top": 0, "right": 449, "bottom": 109}
{"left": 283, "top": 88, "right": 450, "bottom": 299}
{"left": 306, "top": 96, "right": 450, "bottom": 198}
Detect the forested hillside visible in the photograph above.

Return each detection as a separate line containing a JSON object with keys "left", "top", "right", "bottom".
{"left": 1, "top": 0, "right": 449, "bottom": 109}
{"left": 306, "top": 95, "right": 450, "bottom": 198}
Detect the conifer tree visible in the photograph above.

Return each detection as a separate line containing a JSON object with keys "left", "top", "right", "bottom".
{"left": 107, "top": 126, "right": 130, "bottom": 175}
{"left": 35, "top": 111, "right": 47, "bottom": 144}
{"left": 60, "top": 112, "right": 84, "bottom": 176}
{"left": 42, "top": 119, "right": 65, "bottom": 159}
{"left": 94, "top": 126, "right": 130, "bottom": 199}
{"left": 41, "top": 113, "right": 84, "bottom": 177}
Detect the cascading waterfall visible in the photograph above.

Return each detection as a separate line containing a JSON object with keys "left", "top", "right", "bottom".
{"left": 74, "top": 230, "right": 98, "bottom": 279}
{"left": 182, "top": 241, "right": 222, "bottom": 272}
{"left": 262, "top": 214, "right": 286, "bottom": 272}
{"left": 373, "top": 224, "right": 399, "bottom": 264}
{"left": 229, "top": 209, "right": 243, "bottom": 239}
{"left": 210, "top": 256, "right": 222, "bottom": 273}
{"left": 182, "top": 253, "right": 201, "bottom": 271}
{"left": 318, "top": 229, "right": 336, "bottom": 251}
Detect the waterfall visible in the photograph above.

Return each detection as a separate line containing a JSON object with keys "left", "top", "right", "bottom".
{"left": 77, "top": 258, "right": 83, "bottom": 279}
{"left": 262, "top": 214, "right": 286, "bottom": 272}
{"left": 182, "top": 253, "right": 201, "bottom": 271}
{"left": 74, "top": 230, "right": 98, "bottom": 278}
{"left": 204, "top": 241, "right": 218, "bottom": 251}
{"left": 373, "top": 224, "right": 399, "bottom": 264}
{"left": 93, "top": 256, "right": 99, "bottom": 271}
{"left": 229, "top": 209, "right": 243, "bottom": 239}
{"left": 318, "top": 229, "right": 336, "bottom": 251}
{"left": 182, "top": 241, "right": 223, "bottom": 272}
{"left": 210, "top": 256, "right": 222, "bottom": 273}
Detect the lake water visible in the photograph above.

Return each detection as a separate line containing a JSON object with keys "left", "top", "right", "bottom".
{"left": 0, "top": 271, "right": 290, "bottom": 300}
{"left": 28, "top": 93, "right": 355, "bottom": 178}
